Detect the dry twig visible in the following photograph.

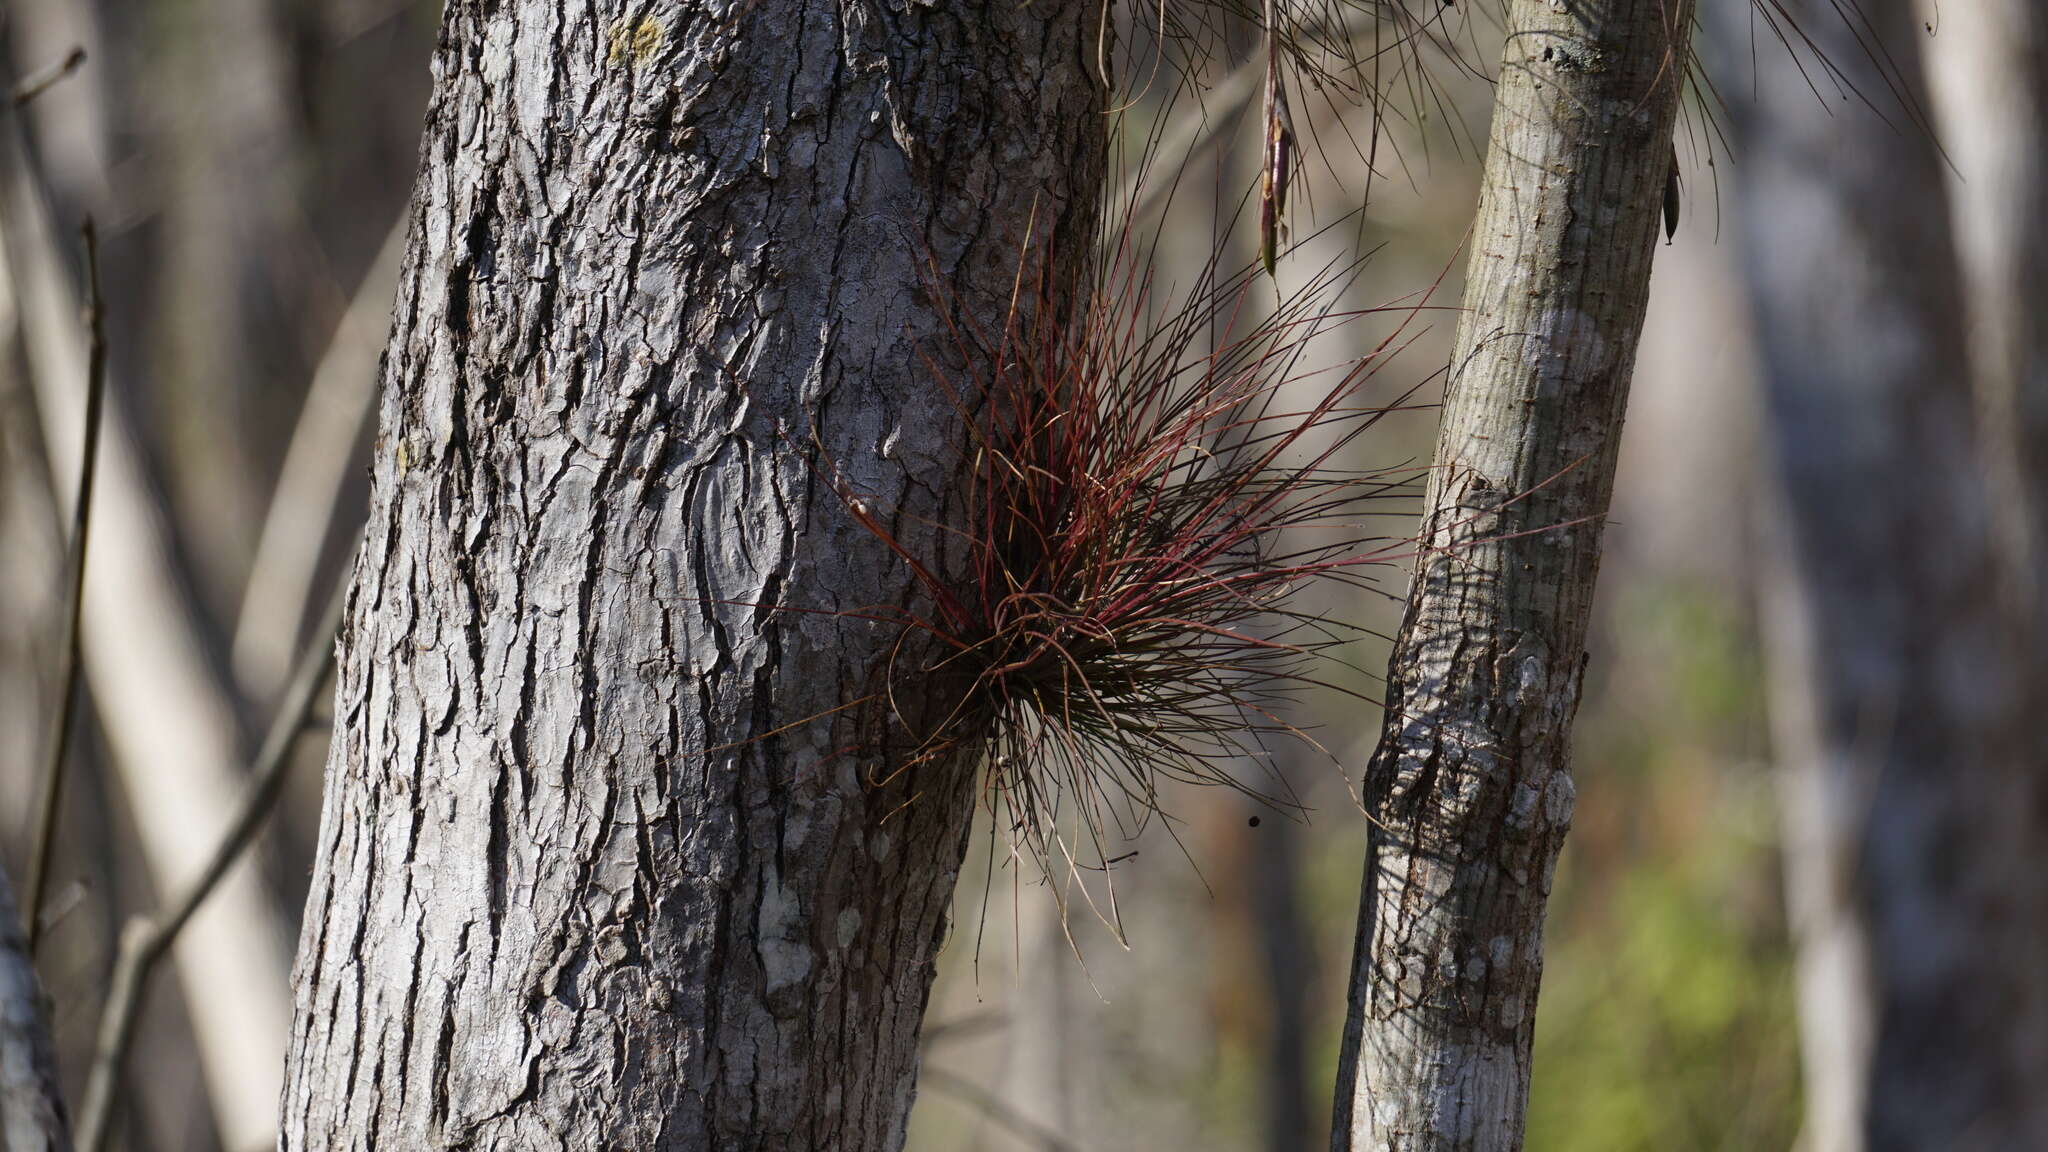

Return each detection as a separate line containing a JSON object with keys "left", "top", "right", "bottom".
{"left": 22, "top": 219, "right": 107, "bottom": 953}
{"left": 7, "top": 47, "right": 83, "bottom": 108}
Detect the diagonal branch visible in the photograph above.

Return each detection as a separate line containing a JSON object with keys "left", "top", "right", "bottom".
{"left": 229, "top": 216, "right": 405, "bottom": 701}
{"left": 74, "top": 559, "right": 353, "bottom": 1152}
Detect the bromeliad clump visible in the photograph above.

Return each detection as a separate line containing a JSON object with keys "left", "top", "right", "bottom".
{"left": 828, "top": 231, "right": 1430, "bottom": 896}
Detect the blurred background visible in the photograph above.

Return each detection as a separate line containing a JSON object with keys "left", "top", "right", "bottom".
{"left": 0, "top": 1, "right": 2036, "bottom": 1149}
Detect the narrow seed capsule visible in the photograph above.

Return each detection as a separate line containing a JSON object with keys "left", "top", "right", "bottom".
{"left": 1259, "top": 17, "right": 1295, "bottom": 277}
{"left": 1662, "top": 145, "right": 1682, "bottom": 243}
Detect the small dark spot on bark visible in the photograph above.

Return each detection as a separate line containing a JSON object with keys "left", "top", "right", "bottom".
{"left": 465, "top": 206, "right": 498, "bottom": 279}
{"left": 446, "top": 267, "right": 471, "bottom": 338}
{"left": 644, "top": 87, "right": 681, "bottom": 153}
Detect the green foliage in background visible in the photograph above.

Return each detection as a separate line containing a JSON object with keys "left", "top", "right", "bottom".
{"left": 1525, "top": 587, "right": 1802, "bottom": 1152}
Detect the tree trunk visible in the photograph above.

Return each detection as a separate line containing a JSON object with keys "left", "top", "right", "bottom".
{"left": 1328, "top": 2, "right": 1693, "bottom": 1148}
{"left": 1708, "top": 0, "right": 2048, "bottom": 1148}
{"left": 278, "top": 1, "right": 1103, "bottom": 1148}
{"left": 1917, "top": 0, "right": 2048, "bottom": 1115}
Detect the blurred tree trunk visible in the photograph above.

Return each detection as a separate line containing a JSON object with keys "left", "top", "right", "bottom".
{"left": 1708, "top": 0, "right": 2048, "bottom": 1147}
{"left": 1918, "top": 0, "right": 2048, "bottom": 1109}
{"left": 1919, "top": 0, "right": 2048, "bottom": 641}
{"left": 1252, "top": 814, "right": 1312, "bottom": 1152}
{"left": 277, "top": 1, "right": 1103, "bottom": 1147}
{"left": 1328, "top": 1, "right": 1693, "bottom": 1148}
{"left": 153, "top": 0, "right": 313, "bottom": 616}
{"left": 0, "top": 39, "right": 295, "bottom": 1149}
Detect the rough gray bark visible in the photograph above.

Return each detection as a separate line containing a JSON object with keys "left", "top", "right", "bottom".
{"left": 1710, "top": 1, "right": 2048, "bottom": 1148}
{"left": 1328, "top": 2, "right": 1694, "bottom": 1148}
{"left": 278, "top": 1, "right": 1104, "bottom": 1148}
{"left": 0, "top": 865, "right": 70, "bottom": 1152}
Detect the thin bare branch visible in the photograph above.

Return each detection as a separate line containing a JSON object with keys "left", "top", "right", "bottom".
{"left": 230, "top": 216, "right": 405, "bottom": 699}
{"left": 7, "top": 47, "right": 83, "bottom": 108}
{"left": 922, "top": 1067, "right": 1078, "bottom": 1152}
{"left": 22, "top": 217, "right": 106, "bottom": 954}
{"left": 74, "top": 557, "right": 353, "bottom": 1152}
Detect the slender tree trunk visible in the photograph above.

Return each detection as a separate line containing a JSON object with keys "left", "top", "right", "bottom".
{"left": 278, "top": 1, "right": 1103, "bottom": 1147}
{"left": 1328, "top": 2, "right": 1693, "bottom": 1147}
{"left": 1709, "top": 1, "right": 2048, "bottom": 1148}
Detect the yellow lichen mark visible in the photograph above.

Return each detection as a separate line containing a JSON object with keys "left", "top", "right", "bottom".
{"left": 606, "top": 18, "right": 666, "bottom": 67}
{"left": 395, "top": 439, "right": 412, "bottom": 474}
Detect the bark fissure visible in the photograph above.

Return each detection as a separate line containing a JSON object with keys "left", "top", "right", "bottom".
{"left": 282, "top": 1, "right": 1103, "bottom": 1146}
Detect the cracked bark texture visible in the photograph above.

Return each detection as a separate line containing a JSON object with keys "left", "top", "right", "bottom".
{"left": 278, "top": 1, "right": 1103, "bottom": 1147}
{"left": 1329, "top": 2, "right": 1693, "bottom": 1148}
{"left": 1709, "top": 0, "right": 2048, "bottom": 1147}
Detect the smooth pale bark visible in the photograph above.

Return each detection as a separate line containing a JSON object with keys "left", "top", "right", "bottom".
{"left": 278, "top": 1, "right": 1103, "bottom": 1147}
{"left": 0, "top": 865, "right": 69, "bottom": 1152}
{"left": 1709, "top": 0, "right": 2046, "bottom": 1147}
{"left": 1329, "top": 2, "right": 1693, "bottom": 1148}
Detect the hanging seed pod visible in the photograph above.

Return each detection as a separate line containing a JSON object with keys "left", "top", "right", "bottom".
{"left": 1260, "top": 0, "right": 1295, "bottom": 277}
{"left": 1663, "top": 144, "right": 1682, "bottom": 243}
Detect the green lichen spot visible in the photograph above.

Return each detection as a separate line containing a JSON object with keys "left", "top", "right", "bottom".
{"left": 607, "top": 18, "right": 665, "bottom": 67}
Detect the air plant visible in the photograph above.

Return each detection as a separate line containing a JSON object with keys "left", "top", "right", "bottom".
{"left": 740, "top": 0, "right": 1930, "bottom": 952}
{"left": 803, "top": 217, "right": 1436, "bottom": 934}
